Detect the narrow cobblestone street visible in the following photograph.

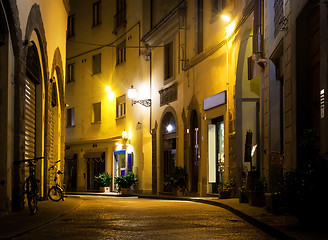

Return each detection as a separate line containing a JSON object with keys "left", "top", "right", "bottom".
{"left": 12, "top": 196, "right": 274, "bottom": 240}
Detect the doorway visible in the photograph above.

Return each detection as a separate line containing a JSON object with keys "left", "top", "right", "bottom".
{"left": 161, "top": 111, "right": 176, "bottom": 192}
{"left": 190, "top": 110, "right": 199, "bottom": 193}
{"left": 208, "top": 117, "right": 224, "bottom": 193}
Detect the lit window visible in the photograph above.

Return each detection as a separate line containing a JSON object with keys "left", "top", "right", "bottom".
{"left": 67, "top": 14, "right": 75, "bottom": 38}
{"left": 92, "top": 1, "right": 102, "bottom": 26}
{"left": 116, "top": 95, "right": 126, "bottom": 118}
{"left": 67, "top": 63, "right": 75, "bottom": 83}
{"left": 92, "top": 53, "right": 101, "bottom": 74}
{"left": 116, "top": 40, "right": 126, "bottom": 65}
{"left": 67, "top": 108, "right": 75, "bottom": 127}
{"left": 164, "top": 41, "right": 173, "bottom": 83}
{"left": 92, "top": 102, "right": 101, "bottom": 123}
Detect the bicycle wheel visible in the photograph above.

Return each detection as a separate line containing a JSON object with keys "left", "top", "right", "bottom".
{"left": 26, "top": 179, "right": 38, "bottom": 215}
{"left": 48, "top": 186, "right": 63, "bottom": 202}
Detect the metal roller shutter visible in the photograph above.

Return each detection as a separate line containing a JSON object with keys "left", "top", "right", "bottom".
{"left": 24, "top": 78, "right": 36, "bottom": 159}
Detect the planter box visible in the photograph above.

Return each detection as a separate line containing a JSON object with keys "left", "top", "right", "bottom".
{"left": 100, "top": 187, "right": 110, "bottom": 193}
{"left": 177, "top": 188, "right": 186, "bottom": 197}
{"left": 249, "top": 190, "right": 265, "bottom": 207}
{"left": 219, "top": 190, "right": 231, "bottom": 199}
{"left": 121, "top": 188, "right": 132, "bottom": 196}
{"left": 239, "top": 192, "right": 249, "bottom": 203}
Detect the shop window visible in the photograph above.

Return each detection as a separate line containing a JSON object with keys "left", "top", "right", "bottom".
{"left": 92, "top": 53, "right": 101, "bottom": 74}
{"left": 67, "top": 108, "right": 75, "bottom": 127}
{"left": 92, "top": 102, "right": 101, "bottom": 123}
{"left": 92, "top": 1, "right": 102, "bottom": 26}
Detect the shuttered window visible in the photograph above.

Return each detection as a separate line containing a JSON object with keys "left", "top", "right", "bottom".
{"left": 24, "top": 78, "right": 36, "bottom": 159}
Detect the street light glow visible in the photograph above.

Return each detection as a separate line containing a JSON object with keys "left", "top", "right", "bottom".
{"left": 221, "top": 14, "right": 231, "bottom": 22}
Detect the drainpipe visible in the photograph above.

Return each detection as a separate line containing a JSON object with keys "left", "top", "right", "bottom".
{"left": 252, "top": 0, "right": 266, "bottom": 68}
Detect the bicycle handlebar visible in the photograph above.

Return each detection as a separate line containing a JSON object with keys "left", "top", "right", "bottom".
{"left": 14, "top": 156, "right": 45, "bottom": 164}
{"left": 49, "top": 160, "right": 61, "bottom": 170}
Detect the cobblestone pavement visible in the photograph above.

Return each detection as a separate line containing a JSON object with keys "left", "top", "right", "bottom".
{"left": 12, "top": 196, "right": 274, "bottom": 240}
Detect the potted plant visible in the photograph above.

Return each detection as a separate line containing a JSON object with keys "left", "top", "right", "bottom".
{"left": 95, "top": 172, "right": 112, "bottom": 193}
{"left": 239, "top": 185, "right": 249, "bottom": 203}
{"left": 218, "top": 179, "right": 235, "bottom": 199}
{"left": 115, "top": 171, "right": 138, "bottom": 196}
{"left": 163, "top": 166, "right": 188, "bottom": 196}
{"left": 248, "top": 178, "right": 266, "bottom": 207}
{"left": 173, "top": 166, "right": 188, "bottom": 196}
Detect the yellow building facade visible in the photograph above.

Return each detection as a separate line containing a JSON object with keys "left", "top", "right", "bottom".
{"left": 66, "top": 0, "right": 328, "bottom": 197}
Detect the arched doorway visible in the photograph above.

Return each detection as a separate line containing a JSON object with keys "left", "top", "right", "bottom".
{"left": 190, "top": 110, "right": 199, "bottom": 193}
{"left": 161, "top": 111, "right": 176, "bottom": 192}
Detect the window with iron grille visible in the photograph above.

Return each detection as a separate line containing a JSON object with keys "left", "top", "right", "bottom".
{"left": 67, "top": 108, "right": 75, "bottom": 127}
{"left": 164, "top": 41, "right": 173, "bottom": 83}
{"left": 92, "top": 53, "right": 101, "bottom": 74}
{"left": 67, "top": 14, "right": 75, "bottom": 38}
{"left": 116, "top": 40, "right": 126, "bottom": 65}
{"left": 274, "top": 0, "right": 283, "bottom": 38}
{"left": 67, "top": 63, "right": 75, "bottom": 83}
{"left": 116, "top": 95, "right": 126, "bottom": 118}
{"left": 92, "top": 102, "right": 101, "bottom": 123}
{"left": 93, "top": 1, "right": 102, "bottom": 26}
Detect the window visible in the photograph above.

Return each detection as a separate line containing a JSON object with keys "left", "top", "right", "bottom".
{"left": 164, "top": 41, "right": 173, "bottom": 82}
{"left": 92, "top": 102, "right": 101, "bottom": 123}
{"left": 196, "top": 0, "right": 203, "bottom": 54}
{"left": 211, "top": 0, "right": 228, "bottom": 16}
{"left": 116, "top": 40, "right": 126, "bottom": 65}
{"left": 116, "top": 95, "right": 126, "bottom": 118}
{"left": 92, "top": 1, "right": 102, "bottom": 26}
{"left": 92, "top": 53, "right": 101, "bottom": 74}
{"left": 67, "top": 108, "right": 75, "bottom": 127}
{"left": 67, "top": 14, "right": 75, "bottom": 38}
{"left": 67, "top": 63, "right": 75, "bottom": 83}
{"left": 113, "top": 0, "right": 126, "bottom": 33}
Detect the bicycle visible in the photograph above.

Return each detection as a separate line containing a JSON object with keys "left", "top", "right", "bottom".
{"left": 48, "top": 160, "right": 65, "bottom": 202}
{"left": 21, "top": 156, "right": 44, "bottom": 215}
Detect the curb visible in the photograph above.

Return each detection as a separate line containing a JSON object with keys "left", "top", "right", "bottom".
{"left": 138, "top": 195, "right": 297, "bottom": 240}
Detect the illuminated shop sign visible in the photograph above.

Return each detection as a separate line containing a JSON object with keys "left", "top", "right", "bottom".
{"left": 203, "top": 90, "right": 226, "bottom": 111}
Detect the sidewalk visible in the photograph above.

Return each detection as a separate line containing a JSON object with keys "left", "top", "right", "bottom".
{"left": 0, "top": 196, "right": 83, "bottom": 240}
{"left": 139, "top": 194, "right": 328, "bottom": 240}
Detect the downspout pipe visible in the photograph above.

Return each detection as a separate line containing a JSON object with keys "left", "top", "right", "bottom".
{"left": 252, "top": 0, "right": 266, "bottom": 68}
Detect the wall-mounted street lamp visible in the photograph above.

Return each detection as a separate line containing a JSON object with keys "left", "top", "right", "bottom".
{"left": 127, "top": 85, "right": 151, "bottom": 107}
{"left": 105, "top": 86, "right": 114, "bottom": 101}
{"left": 122, "top": 129, "right": 128, "bottom": 140}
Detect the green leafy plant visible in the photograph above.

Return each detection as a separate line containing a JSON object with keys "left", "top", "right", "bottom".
{"left": 94, "top": 172, "right": 112, "bottom": 187}
{"left": 115, "top": 172, "right": 138, "bottom": 189}
{"left": 164, "top": 166, "right": 188, "bottom": 190}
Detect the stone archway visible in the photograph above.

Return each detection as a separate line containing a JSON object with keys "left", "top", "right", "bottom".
{"left": 159, "top": 107, "right": 177, "bottom": 192}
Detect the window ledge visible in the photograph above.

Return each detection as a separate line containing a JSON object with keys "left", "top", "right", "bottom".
{"left": 92, "top": 121, "right": 101, "bottom": 124}
{"left": 116, "top": 115, "right": 126, "bottom": 121}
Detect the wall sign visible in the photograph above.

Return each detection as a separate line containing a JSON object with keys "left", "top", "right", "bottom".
{"left": 203, "top": 90, "right": 226, "bottom": 111}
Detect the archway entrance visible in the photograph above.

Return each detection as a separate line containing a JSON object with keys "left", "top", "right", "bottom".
{"left": 161, "top": 111, "right": 176, "bottom": 192}
{"left": 190, "top": 110, "right": 199, "bottom": 193}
